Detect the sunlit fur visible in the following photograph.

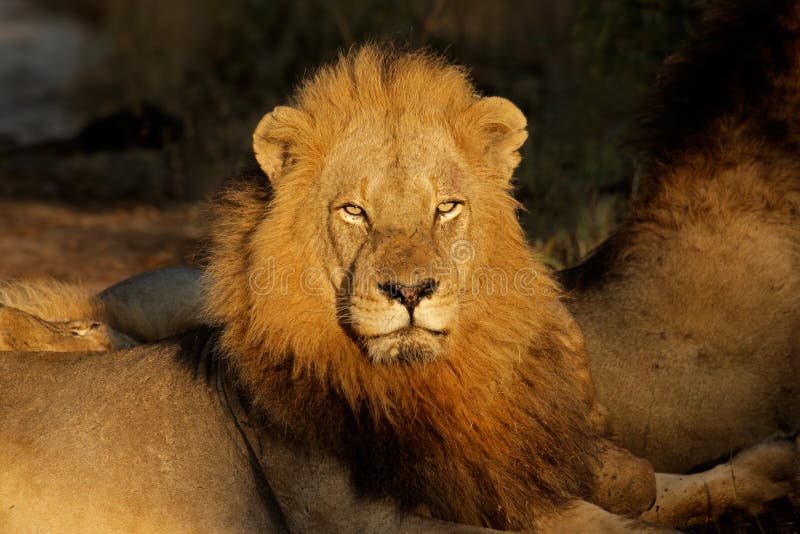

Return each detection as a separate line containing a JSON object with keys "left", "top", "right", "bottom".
{"left": 0, "top": 280, "right": 134, "bottom": 351}
{"left": 203, "top": 45, "right": 607, "bottom": 529}
{"left": 0, "top": 280, "right": 105, "bottom": 323}
{"left": 0, "top": 275, "right": 200, "bottom": 351}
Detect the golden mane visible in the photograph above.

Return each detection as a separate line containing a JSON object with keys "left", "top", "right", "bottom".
{"left": 204, "top": 45, "right": 600, "bottom": 528}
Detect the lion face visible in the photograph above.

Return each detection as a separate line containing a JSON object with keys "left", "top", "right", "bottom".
{"left": 203, "top": 50, "right": 602, "bottom": 528}
{"left": 319, "top": 122, "right": 472, "bottom": 363}
{"left": 240, "top": 47, "right": 529, "bottom": 367}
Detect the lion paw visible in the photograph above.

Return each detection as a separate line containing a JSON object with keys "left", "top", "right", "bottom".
{"left": 728, "top": 439, "right": 796, "bottom": 513}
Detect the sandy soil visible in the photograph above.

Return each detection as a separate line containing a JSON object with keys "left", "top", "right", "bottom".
{"left": 0, "top": 200, "right": 203, "bottom": 292}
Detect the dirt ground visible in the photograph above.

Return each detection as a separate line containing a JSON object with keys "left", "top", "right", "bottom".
{"left": 0, "top": 200, "right": 203, "bottom": 292}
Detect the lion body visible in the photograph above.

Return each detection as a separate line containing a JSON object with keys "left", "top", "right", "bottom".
{"left": 0, "top": 338, "right": 275, "bottom": 532}
{"left": 567, "top": 189, "right": 800, "bottom": 472}
{"left": 1, "top": 333, "right": 506, "bottom": 534}
{"left": 562, "top": 0, "right": 800, "bottom": 473}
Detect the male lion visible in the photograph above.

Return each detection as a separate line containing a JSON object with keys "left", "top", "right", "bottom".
{"left": 0, "top": 47, "right": 658, "bottom": 532}
{"left": 561, "top": 0, "right": 800, "bottom": 525}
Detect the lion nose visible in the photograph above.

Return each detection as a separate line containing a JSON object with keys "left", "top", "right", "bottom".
{"left": 378, "top": 279, "right": 438, "bottom": 309}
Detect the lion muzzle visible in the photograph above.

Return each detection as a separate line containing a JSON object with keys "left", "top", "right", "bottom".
{"left": 377, "top": 278, "right": 438, "bottom": 312}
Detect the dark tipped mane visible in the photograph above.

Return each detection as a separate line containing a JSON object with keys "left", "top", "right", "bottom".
{"left": 558, "top": 233, "right": 626, "bottom": 292}
{"left": 633, "top": 0, "right": 800, "bottom": 170}
{"left": 564, "top": 0, "right": 800, "bottom": 289}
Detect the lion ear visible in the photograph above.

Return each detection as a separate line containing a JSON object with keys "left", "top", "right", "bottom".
{"left": 464, "top": 96, "right": 528, "bottom": 179}
{"left": 252, "top": 106, "right": 312, "bottom": 181}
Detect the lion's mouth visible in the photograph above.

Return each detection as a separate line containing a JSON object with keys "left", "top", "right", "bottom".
{"left": 346, "top": 294, "right": 457, "bottom": 340}
{"left": 364, "top": 325, "right": 448, "bottom": 340}
{"left": 361, "top": 326, "right": 449, "bottom": 364}
{"left": 345, "top": 295, "right": 456, "bottom": 364}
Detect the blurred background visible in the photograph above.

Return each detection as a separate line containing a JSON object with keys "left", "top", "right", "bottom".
{"left": 0, "top": 0, "right": 707, "bottom": 288}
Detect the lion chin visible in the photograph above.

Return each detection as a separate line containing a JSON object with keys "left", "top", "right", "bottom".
{"left": 363, "top": 327, "right": 447, "bottom": 364}
{"left": 347, "top": 286, "right": 457, "bottom": 364}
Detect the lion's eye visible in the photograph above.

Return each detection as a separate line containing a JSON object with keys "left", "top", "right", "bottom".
{"left": 340, "top": 204, "right": 367, "bottom": 225}
{"left": 437, "top": 201, "right": 463, "bottom": 221}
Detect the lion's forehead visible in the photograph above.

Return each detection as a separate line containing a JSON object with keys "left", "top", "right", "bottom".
{"left": 321, "top": 120, "right": 468, "bottom": 205}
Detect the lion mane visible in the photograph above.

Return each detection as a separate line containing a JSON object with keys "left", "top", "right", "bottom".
{"left": 202, "top": 45, "right": 605, "bottom": 529}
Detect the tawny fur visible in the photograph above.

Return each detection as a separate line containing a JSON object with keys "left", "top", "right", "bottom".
{"left": 0, "top": 47, "right": 660, "bottom": 532}
{"left": 0, "top": 48, "right": 658, "bottom": 533}
{"left": 0, "top": 269, "right": 202, "bottom": 351}
{"left": 0, "top": 280, "right": 107, "bottom": 324}
{"left": 562, "top": 0, "right": 800, "bottom": 475}
{"left": 0, "top": 280, "right": 135, "bottom": 352}
{"left": 203, "top": 46, "right": 611, "bottom": 530}
{"left": 9, "top": 3, "right": 796, "bottom": 524}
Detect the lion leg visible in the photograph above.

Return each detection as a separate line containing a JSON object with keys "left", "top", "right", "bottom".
{"left": 591, "top": 439, "right": 657, "bottom": 518}
{"left": 535, "top": 500, "right": 675, "bottom": 533}
{"left": 0, "top": 279, "right": 140, "bottom": 352}
{"left": 641, "top": 438, "right": 796, "bottom": 528}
